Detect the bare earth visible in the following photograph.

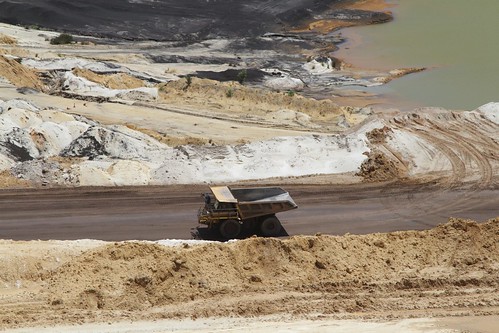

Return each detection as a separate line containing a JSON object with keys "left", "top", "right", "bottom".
{"left": 1, "top": 218, "right": 498, "bottom": 331}
{"left": 0, "top": 0, "right": 498, "bottom": 331}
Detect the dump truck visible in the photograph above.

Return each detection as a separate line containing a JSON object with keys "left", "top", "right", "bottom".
{"left": 195, "top": 186, "right": 298, "bottom": 240}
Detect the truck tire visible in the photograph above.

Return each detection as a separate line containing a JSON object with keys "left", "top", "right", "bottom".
{"left": 260, "top": 216, "right": 282, "bottom": 237}
{"left": 219, "top": 219, "right": 241, "bottom": 240}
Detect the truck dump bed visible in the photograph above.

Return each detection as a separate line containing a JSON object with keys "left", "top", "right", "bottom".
{"left": 211, "top": 186, "right": 297, "bottom": 219}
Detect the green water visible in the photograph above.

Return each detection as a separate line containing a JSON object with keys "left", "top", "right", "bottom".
{"left": 335, "top": 0, "right": 499, "bottom": 110}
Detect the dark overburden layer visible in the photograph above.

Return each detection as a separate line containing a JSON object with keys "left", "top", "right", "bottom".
{"left": 0, "top": 0, "right": 341, "bottom": 41}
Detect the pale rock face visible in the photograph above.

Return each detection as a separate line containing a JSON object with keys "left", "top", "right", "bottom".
{"left": 77, "top": 162, "right": 115, "bottom": 186}
{"left": 59, "top": 121, "right": 91, "bottom": 141}
{"left": 77, "top": 160, "right": 151, "bottom": 186}
{"left": 0, "top": 106, "right": 94, "bottom": 160}
{"left": 2, "top": 108, "right": 43, "bottom": 128}
{"left": 0, "top": 94, "right": 373, "bottom": 185}
{"left": 168, "top": 134, "right": 370, "bottom": 183}
{"left": 264, "top": 77, "right": 304, "bottom": 91}
{"left": 60, "top": 72, "right": 158, "bottom": 101}
{"left": 107, "top": 160, "right": 151, "bottom": 186}
{"left": 302, "top": 58, "right": 335, "bottom": 74}
{"left": 0, "top": 99, "right": 39, "bottom": 113}
{"left": 22, "top": 58, "right": 124, "bottom": 73}
{"left": 62, "top": 125, "right": 167, "bottom": 161}
{"left": 0, "top": 127, "right": 41, "bottom": 161}
{"left": 0, "top": 153, "right": 14, "bottom": 171}
{"left": 21, "top": 57, "right": 164, "bottom": 83}
{"left": 476, "top": 102, "right": 499, "bottom": 124}
{"left": 29, "top": 122, "right": 74, "bottom": 156}
{"left": 149, "top": 158, "right": 198, "bottom": 185}
{"left": 0, "top": 116, "right": 18, "bottom": 133}
{"left": 10, "top": 159, "right": 68, "bottom": 184}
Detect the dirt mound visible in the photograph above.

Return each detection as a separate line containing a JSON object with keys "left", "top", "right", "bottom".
{"left": 366, "top": 125, "right": 392, "bottom": 144}
{"left": 0, "top": 33, "right": 16, "bottom": 45}
{"left": 72, "top": 68, "right": 145, "bottom": 90}
{"left": 0, "top": 55, "right": 45, "bottom": 91}
{"left": 158, "top": 77, "right": 343, "bottom": 125}
{"left": 357, "top": 150, "right": 405, "bottom": 181}
{"left": 0, "top": 170, "right": 29, "bottom": 188}
{"left": 41, "top": 218, "right": 498, "bottom": 316}
{"left": 356, "top": 126, "right": 406, "bottom": 181}
{"left": 1, "top": 218, "right": 498, "bottom": 329}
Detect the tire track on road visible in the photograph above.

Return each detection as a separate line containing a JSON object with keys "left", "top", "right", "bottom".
{"left": 379, "top": 111, "right": 498, "bottom": 222}
{"left": 389, "top": 115, "right": 466, "bottom": 186}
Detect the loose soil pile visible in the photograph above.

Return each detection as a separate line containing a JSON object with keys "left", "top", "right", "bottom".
{"left": 0, "top": 55, "right": 45, "bottom": 91}
{"left": 1, "top": 218, "right": 498, "bottom": 329}
{"left": 158, "top": 77, "right": 344, "bottom": 126}
{"left": 0, "top": 170, "right": 29, "bottom": 188}
{"left": 0, "top": 33, "right": 16, "bottom": 45}
{"left": 72, "top": 68, "right": 145, "bottom": 90}
{"left": 357, "top": 149, "right": 405, "bottom": 181}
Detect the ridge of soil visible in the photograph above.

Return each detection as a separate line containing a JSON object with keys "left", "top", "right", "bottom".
{"left": 1, "top": 218, "right": 498, "bottom": 329}
{"left": 0, "top": 55, "right": 45, "bottom": 91}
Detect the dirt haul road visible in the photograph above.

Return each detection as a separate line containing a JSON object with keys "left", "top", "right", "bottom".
{"left": 0, "top": 183, "right": 497, "bottom": 241}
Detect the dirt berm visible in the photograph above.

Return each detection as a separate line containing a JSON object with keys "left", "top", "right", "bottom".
{"left": 1, "top": 217, "right": 498, "bottom": 329}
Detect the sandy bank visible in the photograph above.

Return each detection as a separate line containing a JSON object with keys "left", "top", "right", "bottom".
{"left": 1, "top": 218, "right": 498, "bottom": 330}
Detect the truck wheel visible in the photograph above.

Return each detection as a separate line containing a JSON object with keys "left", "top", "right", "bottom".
{"left": 260, "top": 216, "right": 282, "bottom": 237}
{"left": 219, "top": 219, "right": 241, "bottom": 240}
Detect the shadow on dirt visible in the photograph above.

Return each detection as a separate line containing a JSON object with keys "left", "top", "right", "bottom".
{"left": 192, "top": 226, "right": 289, "bottom": 242}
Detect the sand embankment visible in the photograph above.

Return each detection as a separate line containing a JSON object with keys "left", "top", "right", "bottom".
{"left": 0, "top": 218, "right": 498, "bottom": 330}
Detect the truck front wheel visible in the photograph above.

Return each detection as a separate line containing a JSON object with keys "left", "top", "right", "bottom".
{"left": 219, "top": 219, "right": 241, "bottom": 240}
{"left": 260, "top": 216, "right": 282, "bottom": 237}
